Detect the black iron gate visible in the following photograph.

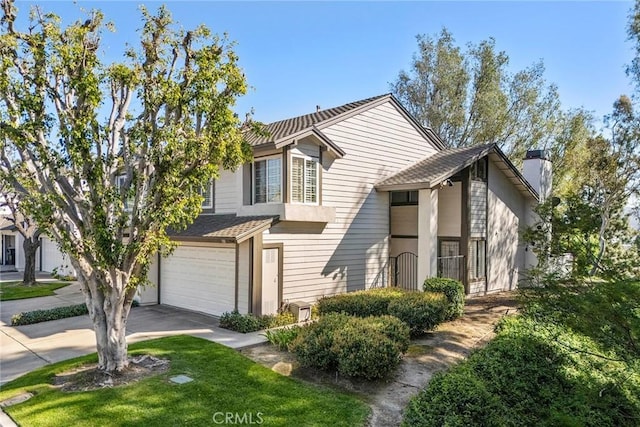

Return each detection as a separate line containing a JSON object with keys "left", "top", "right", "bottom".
{"left": 391, "top": 252, "right": 418, "bottom": 291}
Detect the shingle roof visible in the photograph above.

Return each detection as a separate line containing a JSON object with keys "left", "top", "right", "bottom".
{"left": 376, "top": 144, "right": 495, "bottom": 190}
{"left": 169, "top": 214, "right": 277, "bottom": 243}
{"left": 244, "top": 94, "right": 391, "bottom": 146}
{"left": 375, "top": 143, "right": 539, "bottom": 200}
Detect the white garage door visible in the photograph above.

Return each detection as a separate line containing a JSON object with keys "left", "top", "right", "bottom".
{"left": 160, "top": 245, "right": 235, "bottom": 316}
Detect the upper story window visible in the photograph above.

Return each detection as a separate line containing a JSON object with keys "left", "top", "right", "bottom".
{"left": 198, "top": 180, "right": 213, "bottom": 209}
{"left": 116, "top": 175, "right": 134, "bottom": 212}
{"left": 471, "top": 158, "right": 487, "bottom": 182}
{"left": 291, "top": 155, "right": 318, "bottom": 204}
{"left": 254, "top": 156, "right": 282, "bottom": 204}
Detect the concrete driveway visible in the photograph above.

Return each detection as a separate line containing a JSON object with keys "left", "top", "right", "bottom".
{"left": 0, "top": 279, "right": 266, "bottom": 386}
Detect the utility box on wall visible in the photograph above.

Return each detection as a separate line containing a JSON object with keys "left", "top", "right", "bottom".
{"left": 289, "top": 301, "right": 311, "bottom": 322}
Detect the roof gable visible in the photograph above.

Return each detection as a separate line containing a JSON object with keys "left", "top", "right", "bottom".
{"left": 244, "top": 94, "right": 445, "bottom": 153}
{"left": 375, "top": 143, "right": 539, "bottom": 201}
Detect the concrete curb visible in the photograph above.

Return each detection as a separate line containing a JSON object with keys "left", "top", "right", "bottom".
{"left": 0, "top": 408, "right": 18, "bottom": 427}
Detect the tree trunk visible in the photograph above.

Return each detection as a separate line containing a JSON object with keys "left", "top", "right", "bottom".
{"left": 22, "top": 237, "right": 41, "bottom": 286}
{"left": 74, "top": 258, "right": 138, "bottom": 373}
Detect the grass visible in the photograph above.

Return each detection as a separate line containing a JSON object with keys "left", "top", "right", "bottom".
{"left": 0, "top": 281, "right": 70, "bottom": 301}
{"left": 0, "top": 335, "right": 370, "bottom": 427}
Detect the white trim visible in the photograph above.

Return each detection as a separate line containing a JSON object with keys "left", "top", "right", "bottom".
{"left": 199, "top": 180, "right": 214, "bottom": 209}
{"left": 290, "top": 154, "right": 319, "bottom": 205}
{"left": 252, "top": 154, "right": 283, "bottom": 205}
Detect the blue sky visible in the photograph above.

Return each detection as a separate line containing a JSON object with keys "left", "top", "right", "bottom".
{"left": 18, "top": 1, "right": 635, "bottom": 125}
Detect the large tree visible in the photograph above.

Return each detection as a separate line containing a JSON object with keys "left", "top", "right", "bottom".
{"left": 0, "top": 1, "right": 251, "bottom": 372}
{"left": 527, "top": 96, "right": 640, "bottom": 280}
{"left": 391, "top": 29, "right": 588, "bottom": 164}
{"left": 0, "top": 184, "right": 41, "bottom": 285}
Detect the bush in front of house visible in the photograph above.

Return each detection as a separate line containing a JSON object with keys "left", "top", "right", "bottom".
{"left": 11, "top": 300, "right": 139, "bottom": 326}
{"left": 289, "top": 313, "right": 349, "bottom": 370}
{"left": 290, "top": 313, "right": 410, "bottom": 379}
{"left": 402, "top": 363, "right": 506, "bottom": 427}
{"left": 316, "top": 287, "right": 406, "bottom": 317}
{"left": 11, "top": 303, "right": 88, "bottom": 325}
{"left": 387, "top": 291, "right": 448, "bottom": 336}
{"left": 423, "top": 277, "right": 465, "bottom": 320}
{"left": 219, "top": 310, "right": 297, "bottom": 333}
{"left": 318, "top": 288, "right": 450, "bottom": 336}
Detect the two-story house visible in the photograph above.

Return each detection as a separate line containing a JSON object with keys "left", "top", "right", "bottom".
{"left": 137, "top": 94, "right": 550, "bottom": 317}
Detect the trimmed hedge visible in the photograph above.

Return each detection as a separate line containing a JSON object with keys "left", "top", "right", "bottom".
{"left": 318, "top": 287, "right": 450, "bottom": 336}
{"left": 11, "top": 301, "right": 140, "bottom": 326}
{"left": 11, "top": 304, "right": 88, "bottom": 325}
{"left": 388, "top": 292, "right": 447, "bottom": 336}
{"left": 423, "top": 278, "right": 465, "bottom": 320}
{"left": 290, "top": 313, "right": 410, "bottom": 379}
{"left": 316, "top": 288, "right": 406, "bottom": 317}
{"left": 219, "top": 310, "right": 296, "bottom": 333}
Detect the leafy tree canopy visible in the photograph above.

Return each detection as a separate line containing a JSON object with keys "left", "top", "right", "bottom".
{"left": 0, "top": 0, "right": 252, "bottom": 372}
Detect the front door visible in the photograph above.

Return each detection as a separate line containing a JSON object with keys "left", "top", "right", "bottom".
{"left": 261, "top": 248, "right": 280, "bottom": 315}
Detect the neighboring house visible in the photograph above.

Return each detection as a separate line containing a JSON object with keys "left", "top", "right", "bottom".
{"left": 0, "top": 221, "right": 74, "bottom": 276}
{"left": 131, "top": 93, "right": 550, "bottom": 317}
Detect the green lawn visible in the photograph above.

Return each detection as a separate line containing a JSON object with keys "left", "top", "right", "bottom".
{"left": 0, "top": 335, "right": 370, "bottom": 426}
{"left": 0, "top": 281, "right": 70, "bottom": 301}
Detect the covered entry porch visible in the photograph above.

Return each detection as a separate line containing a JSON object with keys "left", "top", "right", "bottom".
{"left": 376, "top": 144, "right": 541, "bottom": 295}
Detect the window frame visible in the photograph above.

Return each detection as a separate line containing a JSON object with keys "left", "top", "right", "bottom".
{"left": 469, "top": 238, "right": 486, "bottom": 280}
{"left": 390, "top": 190, "right": 419, "bottom": 206}
{"left": 116, "top": 175, "right": 134, "bottom": 212}
{"left": 253, "top": 155, "right": 283, "bottom": 205}
{"left": 198, "top": 180, "right": 214, "bottom": 209}
{"left": 290, "top": 154, "right": 320, "bottom": 205}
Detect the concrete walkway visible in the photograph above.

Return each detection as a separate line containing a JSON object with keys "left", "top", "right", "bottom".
{"left": 0, "top": 280, "right": 267, "bottom": 388}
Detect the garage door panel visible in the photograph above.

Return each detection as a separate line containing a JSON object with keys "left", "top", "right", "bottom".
{"left": 160, "top": 246, "right": 235, "bottom": 316}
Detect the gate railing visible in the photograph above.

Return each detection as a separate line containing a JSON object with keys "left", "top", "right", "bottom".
{"left": 390, "top": 252, "right": 418, "bottom": 291}
{"left": 438, "top": 255, "right": 464, "bottom": 281}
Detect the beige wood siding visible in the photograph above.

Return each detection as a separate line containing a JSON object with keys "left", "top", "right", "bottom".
{"left": 487, "top": 160, "right": 527, "bottom": 292}
{"left": 215, "top": 168, "right": 240, "bottom": 213}
{"left": 438, "top": 182, "right": 462, "bottom": 237}
{"left": 264, "top": 100, "right": 438, "bottom": 304}
{"left": 390, "top": 206, "right": 418, "bottom": 236}
{"left": 469, "top": 181, "right": 487, "bottom": 238}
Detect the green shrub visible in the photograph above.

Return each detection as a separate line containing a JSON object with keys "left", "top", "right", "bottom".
{"left": 388, "top": 292, "right": 447, "bottom": 336}
{"left": 11, "top": 303, "right": 88, "bottom": 326}
{"left": 316, "top": 288, "right": 406, "bottom": 317}
{"left": 423, "top": 277, "right": 465, "bottom": 320}
{"left": 366, "top": 314, "right": 411, "bottom": 353}
{"left": 219, "top": 310, "right": 297, "bottom": 333}
{"left": 290, "top": 313, "right": 349, "bottom": 370}
{"left": 265, "top": 311, "right": 296, "bottom": 328}
{"left": 332, "top": 316, "right": 408, "bottom": 380}
{"left": 402, "top": 364, "right": 506, "bottom": 427}
{"left": 219, "top": 311, "right": 267, "bottom": 333}
{"left": 264, "top": 325, "right": 302, "bottom": 351}
{"left": 290, "top": 314, "right": 410, "bottom": 379}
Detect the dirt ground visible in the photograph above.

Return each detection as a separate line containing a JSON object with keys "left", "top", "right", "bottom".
{"left": 240, "top": 291, "right": 520, "bottom": 427}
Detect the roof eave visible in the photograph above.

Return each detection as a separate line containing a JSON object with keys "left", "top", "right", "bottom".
{"left": 274, "top": 128, "right": 345, "bottom": 158}
{"left": 375, "top": 181, "right": 432, "bottom": 192}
